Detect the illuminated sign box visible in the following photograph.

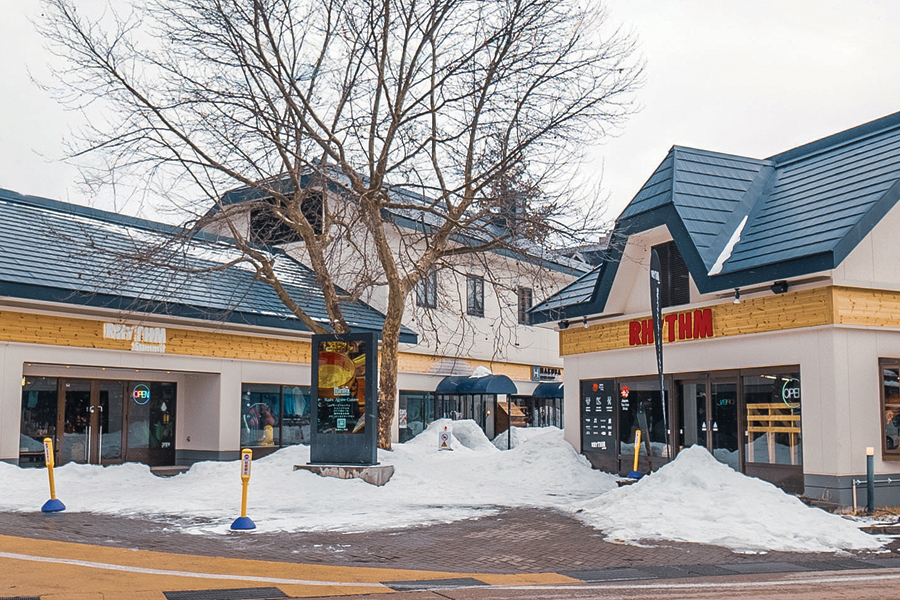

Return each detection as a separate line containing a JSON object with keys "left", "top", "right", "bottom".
{"left": 309, "top": 332, "right": 378, "bottom": 465}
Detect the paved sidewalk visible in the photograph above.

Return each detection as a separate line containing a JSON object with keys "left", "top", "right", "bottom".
{"left": 1, "top": 508, "right": 898, "bottom": 577}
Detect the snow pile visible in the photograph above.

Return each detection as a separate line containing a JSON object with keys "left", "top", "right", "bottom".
{"left": 0, "top": 421, "right": 617, "bottom": 535}
{"left": 406, "top": 418, "right": 498, "bottom": 453}
{"left": 492, "top": 426, "right": 562, "bottom": 450}
{"left": 573, "top": 446, "right": 883, "bottom": 553}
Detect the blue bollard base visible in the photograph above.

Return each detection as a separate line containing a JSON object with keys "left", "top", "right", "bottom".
{"left": 627, "top": 471, "right": 643, "bottom": 479}
{"left": 230, "top": 516, "right": 256, "bottom": 531}
{"left": 41, "top": 498, "right": 66, "bottom": 513}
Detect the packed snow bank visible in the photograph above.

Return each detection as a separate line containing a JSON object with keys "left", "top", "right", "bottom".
{"left": 0, "top": 420, "right": 617, "bottom": 535}
{"left": 573, "top": 446, "right": 884, "bottom": 553}
{"left": 492, "top": 426, "right": 562, "bottom": 450}
{"left": 406, "top": 418, "right": 498, "bottom": 453}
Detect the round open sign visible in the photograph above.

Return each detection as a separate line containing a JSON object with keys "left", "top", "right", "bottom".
{"left": 132, "top": 383, "right": 151, "bottom": 405}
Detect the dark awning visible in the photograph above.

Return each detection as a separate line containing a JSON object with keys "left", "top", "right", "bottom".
{"left": 435, "top": 376, "right": 467, "bottom": 393}
{"left": 532, "top": 382, "right": 564, "bottom": 398}
{"left": 436, "top": 374, "right": 518, "bottom": 395}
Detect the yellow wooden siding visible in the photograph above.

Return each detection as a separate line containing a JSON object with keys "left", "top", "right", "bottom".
{"left": 561, "top": 287, "right": 835, "bottom": 356}
{"left": 396, "top": 352, "right": 533, "bottom": 381}
{"left": 0, "top": 309, "right": 541, "bottom": 379}
{"left": 833, "top": 287, "right": 900, "bottom": 328}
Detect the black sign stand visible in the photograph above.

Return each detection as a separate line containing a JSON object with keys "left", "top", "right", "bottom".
{"left": 580, "top": 379, "right": 617, "bottom": 472}
{"left": 309, "top": 332, "right": 378, "bottom": 465}
{"left": 649, "top": 248, "right": 669, "bottom": 469}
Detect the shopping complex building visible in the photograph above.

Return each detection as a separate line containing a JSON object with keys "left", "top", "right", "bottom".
{"left": 4, "top": 185, "right": 576, "bottom": 469}
{"left": 531, "top": 111, "right": 900, "bottom": 507}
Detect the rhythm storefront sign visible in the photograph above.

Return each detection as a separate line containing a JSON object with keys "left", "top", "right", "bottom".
{"left": 628, "top": 308, "right": 713, "bottom": 346}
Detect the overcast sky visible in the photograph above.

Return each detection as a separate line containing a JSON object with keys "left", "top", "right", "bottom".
{"left": 2, "top": 0, "right": 900, "bottom": 223}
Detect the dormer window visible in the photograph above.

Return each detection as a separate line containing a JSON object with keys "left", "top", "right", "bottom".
{"left": 653, "top": 241, "right": 690, "bottom": 308}
{"left": 249, "top": 193, "right": 323, "bottom": 244}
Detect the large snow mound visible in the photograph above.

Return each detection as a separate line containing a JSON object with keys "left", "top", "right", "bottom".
{"left": 492, "top": 426, "right": 563, "bottom": 450}
{"left": 0, "top": 420, "right": 617, "bottom": 535}
{"left": 573, "top": 446, "right": 884, "bottom": 553}
{"left": 405, "top": 418, "right": 498, "bottom": 453}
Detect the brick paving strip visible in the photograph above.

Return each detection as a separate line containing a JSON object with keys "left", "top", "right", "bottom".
{"left": 1, "top": 508, "right": 899, "bottom": 599}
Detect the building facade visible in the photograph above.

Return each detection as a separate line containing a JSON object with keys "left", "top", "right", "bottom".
{"left": 532, "top": 111, "right": 900, "bottom": 507}
{"left": 3, "top": 183, "right": 575, "bottom": 469}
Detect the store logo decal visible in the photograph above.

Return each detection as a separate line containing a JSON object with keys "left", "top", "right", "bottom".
{"left": 103, "top": 323, "right": 167, "bottom": 353}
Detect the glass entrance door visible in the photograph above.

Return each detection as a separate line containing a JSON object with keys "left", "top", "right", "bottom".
{"left": 677, "top": 377, "right": 739, "bottom": 470}
{"left": 61, "top": 380, "right": 92, "bottom": 464}
{"left": 59, "top": 379, "right": 125, "bottom": 465}
{"left": 710, "top": 380, "right": 739, "bottom": 470}
{"left": 126, "top": 382, "right": 176, "bottom": 466}
{"left": 677, "top": 379, "right": 707, "bottom": 451}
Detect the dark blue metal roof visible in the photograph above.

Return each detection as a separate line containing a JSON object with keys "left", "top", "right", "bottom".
{"left": 531, "top": 110, "right": 900, "bottom": 324}
{"left": 532, "top": 382, "right": 563, "bottom": 398}
{"left": 530, "top": 266, "right": 603, "bottom": 317}
{"left": 435, "top": 374, "right": 518, "bottom": 395}
{"left": 0, "top": 188, "right": 416, "bottom": 343}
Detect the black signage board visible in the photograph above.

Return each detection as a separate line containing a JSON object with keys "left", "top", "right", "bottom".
{"left": 309, "top": 332, "right": 378, "bottom": 465}
{"left": 580, "top": 379, "right": 617, "bottom": 472}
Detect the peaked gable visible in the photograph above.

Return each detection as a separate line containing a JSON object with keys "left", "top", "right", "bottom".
{"left": 532, "top": 110, "right": 900, "bottom": 323}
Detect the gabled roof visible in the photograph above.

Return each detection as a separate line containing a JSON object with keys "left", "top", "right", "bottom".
{"left": 215, "top": 171, "right": 589, "bottom": 276}
{"left": 531, "top": 111, "right": 900, "bottom": 323}
{"left": 0, "top": 188, "right": 416, "bottom": 342}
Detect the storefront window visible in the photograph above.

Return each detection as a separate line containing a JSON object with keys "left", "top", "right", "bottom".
{"left": 882, "top": 364, "right": 900, "bottom": 456}
{"left": 241, "top": 383, "right": 311, "bottom": 448}
{"left": 437, "top": 394, "right": 459, "bottom": 419}
{"left": 282, "top": 386, "right": 312, "bottom": 445}
{"left": 399, "top": 391, "right": 435, "bottom": 442}
{"left": 128, "top": 382, "right": 176, "bottom": 452}
{"left": 242, "top": 384, "right": 281, "bottom": 447}
{"left": 522, "top": 397, "right": 563, "bottom": 428}
{"left": 619, "top": 380, "right": 669, "bottom": 457}
{"left": 743, "top": 372, "right": 802, "bottom": 466}
{"left": 20, "top": 377, "right": 58, "bottom": 464}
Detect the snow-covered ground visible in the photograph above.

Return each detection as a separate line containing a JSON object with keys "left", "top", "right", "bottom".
{"left": 1, "top": 420, "right": 888, "bottom": 553}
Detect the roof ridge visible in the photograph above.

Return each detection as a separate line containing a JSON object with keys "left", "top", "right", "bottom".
{"left": 672, "top": 145, "right": 770, "bottom": 166}
{"left": 768, "top": 110, "right": 900, "bottom": 167}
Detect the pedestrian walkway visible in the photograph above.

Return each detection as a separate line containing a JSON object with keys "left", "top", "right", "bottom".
{"left": 0, "top": 509, "right": 898, "bottom": 599}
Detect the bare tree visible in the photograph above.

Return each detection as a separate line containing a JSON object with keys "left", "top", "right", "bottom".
{"left": 40, "top": 0, "right": 641, "bottom": 448}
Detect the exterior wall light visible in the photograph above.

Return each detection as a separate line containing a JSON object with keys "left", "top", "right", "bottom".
{"left": 558, "top": 319, "right": 570, "bottom": 330}
{"left": 771, "top": 280, "right": 789, "bottom": 294}
{"left": 733, "top": 288, "right": 741, "bottom": 304}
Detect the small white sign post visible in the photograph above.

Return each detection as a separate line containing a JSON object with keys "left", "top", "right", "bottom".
{"left": 439, "top": 426, "right": 452, "bottom": 451}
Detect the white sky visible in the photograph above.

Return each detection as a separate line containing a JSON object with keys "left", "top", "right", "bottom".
{"left": 2, "top": 1, "right": 900, "bottom": 221}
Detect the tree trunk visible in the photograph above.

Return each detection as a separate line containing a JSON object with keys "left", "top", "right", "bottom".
{"left": 377, "top": 293, "right": 405, "bottom": 450}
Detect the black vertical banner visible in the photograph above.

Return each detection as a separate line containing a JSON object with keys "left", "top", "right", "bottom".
{"left": 649, "top": 249, "right": 669, "bottom": 455}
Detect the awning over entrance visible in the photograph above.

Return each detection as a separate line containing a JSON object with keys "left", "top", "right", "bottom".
{"left": 532, "top": 382, "right": 564, "bottom": 398}
{"left": 435, "top": 374, "right": 518, "bottom": 395}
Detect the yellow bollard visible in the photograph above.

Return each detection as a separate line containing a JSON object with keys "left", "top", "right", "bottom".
{"left": 230, "top": 448, "right": 256, "bottom": 530}
{"left": 41, "top": 438, "right": 65, "bottom": 512}
{"left": 627, "top": 429, "right": 643, "bottom": 478}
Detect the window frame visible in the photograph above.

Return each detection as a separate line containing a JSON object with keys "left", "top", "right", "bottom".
{"left": 517, "top": 286, "right": 533, "bottom": 325}
{"left": 415, "top": 270, "right": 438, "bottom": 308}
{"left": 652, "top": 241, "right": 690, "bottom": 308}
{"left": 249, "top": 193, "right": 324, "bottom": 245}
{"left": 467, "top": 275, "right": 485, "bottom": 317}
{"left": 879, "top": 359, "right": 900, "bottom": 459}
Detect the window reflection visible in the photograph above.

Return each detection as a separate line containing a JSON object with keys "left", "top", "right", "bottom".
{"left": 241, "top": 384, "right": 311, "bottom": 448}
{"left": 743, "top": 373, "right": 802, "bottom": 466}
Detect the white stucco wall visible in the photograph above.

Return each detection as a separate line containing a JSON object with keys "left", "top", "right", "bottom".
{"left": 2, "top": 340, "right": 313, "bottom": 463}
{"left": 834, "top": 198, "right": 900, "bottom": 291}
{"left": 562, "top": 323, "right": 900, "bottom": 479}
